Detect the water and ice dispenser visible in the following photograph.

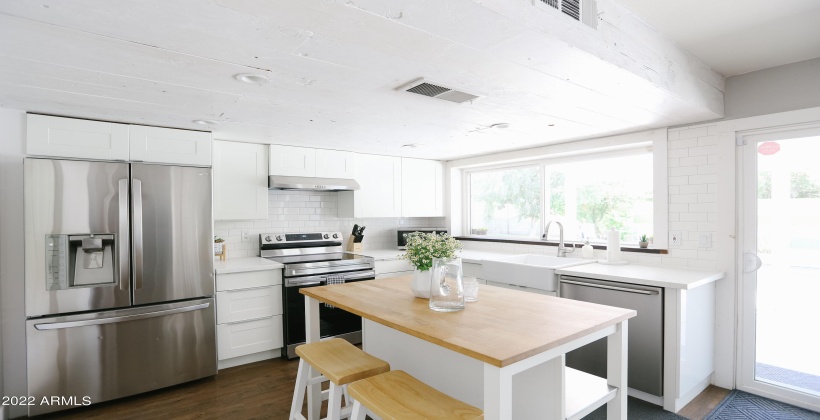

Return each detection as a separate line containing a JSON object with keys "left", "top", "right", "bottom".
{"left": 45, "top": 234, "right": 116, "bottom": 290}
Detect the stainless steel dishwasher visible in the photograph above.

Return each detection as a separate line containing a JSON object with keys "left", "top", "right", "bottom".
{"left": 559, "top": 275, "right": 664, "bottom": 397}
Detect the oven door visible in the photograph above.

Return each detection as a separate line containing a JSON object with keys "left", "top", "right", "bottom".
{"left": 282, "top": 270, "right": 375, "bottom": 358}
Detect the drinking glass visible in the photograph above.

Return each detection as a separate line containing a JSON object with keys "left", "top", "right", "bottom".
{"left": 463, "top": 277, "right": 479, "bottom": 302}
{"left": 429, "top": 257, "right": 464, "bottom": 312}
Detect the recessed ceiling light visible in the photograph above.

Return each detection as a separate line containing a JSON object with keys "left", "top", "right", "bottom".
{"left": 491, "top": 123, "right": 510, "bottom": 129}
{"left": 234, "top": 73, "right": 269, "bottom": 85}
{"left": 193, "top": 119, "right": 220, "bottom": 126}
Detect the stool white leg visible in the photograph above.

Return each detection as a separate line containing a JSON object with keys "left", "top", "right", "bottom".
{"left": 327, "top": 383, "right": 344, "bottom": 420}
{"left": 350, "top": 400, "right": 366, "bottom": 420}
{"left": 289, "top": 359, "right": 308, "bottom": 420}
{"left": 342, "top": 384, "right": 351, "bottom": 407}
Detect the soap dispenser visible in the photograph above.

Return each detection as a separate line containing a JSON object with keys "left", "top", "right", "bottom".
{"left": 581, "top": 239, "right": 594, "bottom": 259}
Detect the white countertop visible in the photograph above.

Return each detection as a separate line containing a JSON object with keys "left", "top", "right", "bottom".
{"left": 554, "top": 263, "right": 725, "bottom": 290}
{"left": 360, "top": 248, "right": 504, "bottom": 264}
{"left": 214, "top": 257, "right": 283, "bottom": 274}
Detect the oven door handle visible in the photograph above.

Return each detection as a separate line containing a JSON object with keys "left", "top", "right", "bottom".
{"left": 285, "top": 269, "right": 376, "bottom": 287}
{"left": 286, "top": 276, "right": 325, "bottom": 287}
{"left": 342, "top": 270, "right": 376, "bottom": 281}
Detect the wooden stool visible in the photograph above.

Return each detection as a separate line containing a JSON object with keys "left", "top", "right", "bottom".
{"left": 289, "top": 338, "right": 390, "bottom": 420}
{"left": 348, "top": 370, "right": 483, "bottom": 420}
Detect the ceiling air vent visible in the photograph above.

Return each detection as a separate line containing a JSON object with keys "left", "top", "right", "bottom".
{"left": 538, "top": 0, "right": 596, "bottom": 29}
{"left": 397, "top": 79, "right": 481, "bottom": 104}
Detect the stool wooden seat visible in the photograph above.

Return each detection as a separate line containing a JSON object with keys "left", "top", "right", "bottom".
{"left": 289, "top": 338, "right": 390, "bottom": 420}
{"left": 348, "top": 370, "right": 483, "bottom": 420}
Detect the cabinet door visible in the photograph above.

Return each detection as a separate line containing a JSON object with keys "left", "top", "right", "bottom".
{"left": 269, "top": 145, "right": 316, "bottom": 176}
{"left": 315, "top": 149, "right": 356, "bottom": 178}
{"left": 401, "top": 158, "right": 444, "bottom": 217}
{"left": 26, "top": 114, "right": 129, "bottom": 160}
{"left": 130, "top": 125, "right": 212, "bottom": 166}
{"left": 213, "top": 141, "right": 268, "bottom": 220}
{"left": 340, "top": 154, "right": 401, "bottom": 218}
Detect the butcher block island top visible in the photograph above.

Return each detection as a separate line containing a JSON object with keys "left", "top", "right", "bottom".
{"left": 300, "top": 275, "right": 635, "bottom": 368}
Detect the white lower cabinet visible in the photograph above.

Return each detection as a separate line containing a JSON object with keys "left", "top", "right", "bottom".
{"left": 215, "top": 268, "right": 283, "bottom": 368}
{"left": 217, "top": 316, "right": 283, "bottom": 360}
{"left": 486, "top": 280, "right": 557, "bottom": 296}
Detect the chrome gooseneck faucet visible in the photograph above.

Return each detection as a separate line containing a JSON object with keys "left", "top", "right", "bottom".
{"left": 543, "top": 220, "right": 575, "bottom": 257}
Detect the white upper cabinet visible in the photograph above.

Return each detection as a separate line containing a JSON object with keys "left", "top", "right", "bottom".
{"left": 213, "top": 141, "right": 269, "bottom": 220}
{"left": 269, "top": 145, "right": 316, "bottom": 177}
{"left": 26, "top": 114, "right": 212, "bottom": 165}
{"left": 315, "top": 149, "right": 356, "bottom": 179}
{"left": 339, "top": 154, "right": 402, "bottom": 218}
{"left": 27, "top": 114, "right": 130, "bottom": 160}
{"left": 129, "top": 125, "right": 212, "bottom": 166}
{"left": 401, "top": 158, "right": 444, "bottom": 217}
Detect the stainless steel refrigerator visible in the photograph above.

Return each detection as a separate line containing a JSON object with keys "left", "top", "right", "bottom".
{"left": 24, "top": 158, "right": 216, "bottom": 416}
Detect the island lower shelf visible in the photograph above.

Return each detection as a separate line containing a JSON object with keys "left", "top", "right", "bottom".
{"left": 363, "top": 319, "right": 617, "bottom": 419}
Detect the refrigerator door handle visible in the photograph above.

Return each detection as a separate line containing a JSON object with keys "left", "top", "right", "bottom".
{"left": 118, "top": 178, "right": 130, "bottom": 291}
{"left": 132, "top": 178, "right": 144, "bottom": 290}
{"left": 33, "top": 302, "right": 211, "bottom": 330}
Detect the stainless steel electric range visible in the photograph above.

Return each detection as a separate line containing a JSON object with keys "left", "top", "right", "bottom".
{"left": 259, "top": 232, "right": 375, "bottom": 358}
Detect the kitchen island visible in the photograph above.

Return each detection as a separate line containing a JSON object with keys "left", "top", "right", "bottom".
{"left": 301, "top": 276, "right": 636, "bottom": 420}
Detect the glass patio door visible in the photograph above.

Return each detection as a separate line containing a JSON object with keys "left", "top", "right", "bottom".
{"left": 739, "top": 126, "right": 820, "bottom": 412}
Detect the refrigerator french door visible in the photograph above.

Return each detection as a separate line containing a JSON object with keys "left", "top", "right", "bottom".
{"left": 24, "top": 158, "right": 216, "bottom": 416}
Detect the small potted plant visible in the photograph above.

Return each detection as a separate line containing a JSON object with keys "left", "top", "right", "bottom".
{"left": 401, "top": 232, "right": 462, "bottom": 298}
{"left": 639, "top": 234, "right": 649, "bottom": 249}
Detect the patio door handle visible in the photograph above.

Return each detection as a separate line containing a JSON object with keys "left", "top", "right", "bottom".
{"left": 743, "top": 252, "right": 762, "bottom": 273}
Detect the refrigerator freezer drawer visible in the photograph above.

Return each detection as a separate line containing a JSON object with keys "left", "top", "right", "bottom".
{"left": 26, "top": 298, "right": 217, "bottom": 416}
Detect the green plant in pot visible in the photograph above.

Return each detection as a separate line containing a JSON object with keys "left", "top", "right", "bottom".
{"left": 400, "top": 232, "right": 462, "bottom": 298}
{"left": 639, "top": 234, "right": 650, "bottom": 248}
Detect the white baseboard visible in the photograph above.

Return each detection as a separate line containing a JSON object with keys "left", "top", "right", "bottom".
{"left": 218, "top": 349, "right": 281, "bottom": 370}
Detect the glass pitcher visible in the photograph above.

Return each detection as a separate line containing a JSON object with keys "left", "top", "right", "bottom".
{"left": 429, "top": 257, "right": 465, "bottom": 312}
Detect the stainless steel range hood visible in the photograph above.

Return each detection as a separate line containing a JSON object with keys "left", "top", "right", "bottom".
{"left": 268, "top": 175, "right": 360, "bottom": 191}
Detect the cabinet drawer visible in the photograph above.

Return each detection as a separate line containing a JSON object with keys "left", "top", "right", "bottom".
{"left": 216, "top": 286, "right": 282, "bottom": 324}
{"left": 217, "top": 315, "right": 283, "bottom": 360}
{"left": 486, "top": 280, "right": 556, "bottom": 296}
{"left": 216, "top": 269, "right": 281, "bottom": 291}
{"left": 375, "top": 272, "right": 413, "bottom": 280}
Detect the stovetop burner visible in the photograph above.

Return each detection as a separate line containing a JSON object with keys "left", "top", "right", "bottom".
{"left": 259, "top": 232, "right": 374, "bottom": 277}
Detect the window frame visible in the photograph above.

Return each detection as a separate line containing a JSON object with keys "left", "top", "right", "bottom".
{"left": 462, "top": 146, "right": 656, "bottom": 245}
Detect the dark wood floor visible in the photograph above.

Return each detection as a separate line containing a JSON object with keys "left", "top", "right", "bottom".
{"left": 39, "top": 357, "right": 730, "bottom": 419}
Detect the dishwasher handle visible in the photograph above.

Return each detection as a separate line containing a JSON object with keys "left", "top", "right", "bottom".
{"left": 559, "top": 276, "right": 658, "bottom": 295}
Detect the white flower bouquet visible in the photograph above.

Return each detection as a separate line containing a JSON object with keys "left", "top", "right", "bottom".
{"left": 400, "top": 232, "right": 462, "bottom": 271}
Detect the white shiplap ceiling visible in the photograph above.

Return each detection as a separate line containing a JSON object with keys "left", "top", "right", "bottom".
{"left": 616, "top": 0, "right": 820, "bottom": 76}
{"left": 0, "top": 0, "right": 725, "bottom": 160}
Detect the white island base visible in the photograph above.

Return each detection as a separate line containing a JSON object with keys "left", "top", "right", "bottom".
{"left": 364, "top": 319, "right": 617, "bottom": 419}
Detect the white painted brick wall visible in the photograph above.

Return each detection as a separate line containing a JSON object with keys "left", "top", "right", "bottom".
{"left": 663, "top": 123, "right": 719, "bottom": 270}
{"left": 215, "top": 190, "right": 444, "bottom": 258}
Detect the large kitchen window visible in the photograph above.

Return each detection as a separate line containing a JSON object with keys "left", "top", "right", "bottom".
{"left": 466, "top": 150, "right": 654, "bottom": 244}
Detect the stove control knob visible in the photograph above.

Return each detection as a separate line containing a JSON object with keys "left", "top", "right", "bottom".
{"left": 323, "top": 233, "right": 329, "bottom": 239}
{"left": 332, "top": 233, "right": 339, "bottom": 239}
{"left": 275, "top": 235, "right": 283, "bottom": 241}
{"left": 265, "top": 236, "right": 272, "bottom": 242}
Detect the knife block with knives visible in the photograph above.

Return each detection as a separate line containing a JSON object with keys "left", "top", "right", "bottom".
{"left": 346, "top": 224, "right": 365, "bottom": 253}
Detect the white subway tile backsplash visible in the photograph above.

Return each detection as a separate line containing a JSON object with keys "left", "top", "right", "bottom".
{"left": 679, "top": 212, "right": 707, "bottom": 222}
{"left": 216, "top": 190, "right": 444, "bottom": 258}
{"left": 688, "top": 145, "right": 716, "bottom": 156}
{"left": 669, "top": 176, "right": 689, "bottom": 185}
{"left": 669, "top": 203, "right": 690, "bottom": 213}
{"left": 698, "top": 194, "right": 717, "bottom": 203}
{"left": 670, "top": 194, "right": 699, "bottom": 204}
{"left": 697, "top": 136, "right": 718, "bottom": 146}
{"left": 688, "top": 202, "right": 717, "bottom": 212}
